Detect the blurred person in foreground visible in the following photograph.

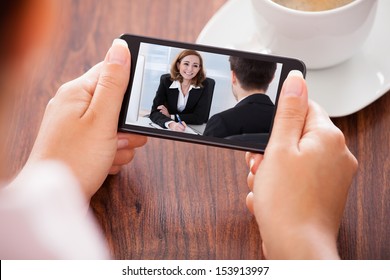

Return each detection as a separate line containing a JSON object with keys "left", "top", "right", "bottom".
{"left": 0, "top": 0, "right": 146, "bottom": 258}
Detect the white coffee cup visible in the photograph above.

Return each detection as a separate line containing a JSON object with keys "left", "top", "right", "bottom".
{"left": 251, "top": 0, "right": 378, "bottom": 69}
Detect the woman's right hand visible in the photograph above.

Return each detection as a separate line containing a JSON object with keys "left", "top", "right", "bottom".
{"left": 245, "top": 71, "right": 358, "bottom": 259}
{"left": 168, "top": 121, "right": 187, "bottom": 132}
{"left": 27, "top": 39, "right": 147, "bottom": 200}
{"left": 157, "top": 105, "right": 170, "bottom": 117}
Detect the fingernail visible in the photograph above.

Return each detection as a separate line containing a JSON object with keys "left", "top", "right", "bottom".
{"left": 107, "top": 39, "right": 129, "bottom": 65}
{"left": 249, "top": 158, "right": 255, "bottom": 170}
{"left": 117, "top": 138, "right": 129, "bottom": 149}
{"left": 284, "top": 70, "right": 304, "bottom": 96}
{"left": 288, "top": 70, "right": 303, "bottom": 78}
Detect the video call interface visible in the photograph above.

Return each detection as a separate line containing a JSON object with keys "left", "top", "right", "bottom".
{"left": 125, "top": 42, "right": 282, "bottom": 145}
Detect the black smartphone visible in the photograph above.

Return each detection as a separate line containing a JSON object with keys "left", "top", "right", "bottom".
{"left": 118, "top": 34, "right": 306, "bottom": 153}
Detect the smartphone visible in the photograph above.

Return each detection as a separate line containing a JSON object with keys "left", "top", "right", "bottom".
{"left": 118, "top": 34, "right": 306, "bottom": 153}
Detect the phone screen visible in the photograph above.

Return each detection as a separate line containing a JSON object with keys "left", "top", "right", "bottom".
{"left": 118, "top": 34, "right": 306, "bottom": 152}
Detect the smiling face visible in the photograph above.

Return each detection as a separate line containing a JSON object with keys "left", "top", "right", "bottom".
{"left": 177, "top": 55, "right": 201, "bottom": 82}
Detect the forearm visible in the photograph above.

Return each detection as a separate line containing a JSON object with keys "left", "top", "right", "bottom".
{"left": 149, "top": 110, "right": 171, "bottom": 128}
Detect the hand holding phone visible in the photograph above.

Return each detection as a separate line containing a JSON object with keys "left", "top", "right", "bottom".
{"left": 245, "top": 72, "right": 358, "bottom": 259}
{"left": 29, "top": 39, "right": 147, "bottom": 199}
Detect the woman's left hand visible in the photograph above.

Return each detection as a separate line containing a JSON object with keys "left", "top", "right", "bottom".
{"left": 27, "top": 39, "right": 147, "bottom": 200}
{"left": 157, "top": 105, "right": 170, "bottom": 117}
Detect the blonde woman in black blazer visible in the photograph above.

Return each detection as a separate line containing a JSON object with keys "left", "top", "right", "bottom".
{"left": 150, "top": 50, "right": 215, "bottom": 132}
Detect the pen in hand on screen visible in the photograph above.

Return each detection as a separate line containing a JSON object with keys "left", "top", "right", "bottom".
{"left": 176, "top": 114, "right": 183, "bottom": 126}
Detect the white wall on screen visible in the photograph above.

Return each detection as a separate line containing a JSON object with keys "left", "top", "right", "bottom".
{"left": 126, "top": 55, "right": 145, "bottom": 123}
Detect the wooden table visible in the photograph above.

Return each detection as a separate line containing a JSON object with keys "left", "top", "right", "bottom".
{"left": 6, "top": 0, "right": 389, "bottom": 259}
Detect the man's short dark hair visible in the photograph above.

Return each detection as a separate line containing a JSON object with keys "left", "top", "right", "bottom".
{"left": 229, "top": 56, "right": 277, "bottom": 92}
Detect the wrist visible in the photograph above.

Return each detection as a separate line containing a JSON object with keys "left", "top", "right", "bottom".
{"left": 165, "top": 121, "right": 174, "bottom": 129}
{"left": 262, "top": 224, "right": 340, "bottom": 260}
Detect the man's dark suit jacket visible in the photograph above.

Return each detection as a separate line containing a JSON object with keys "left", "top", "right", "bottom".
{"left": 150, "top": 74, "right": 214, "bottom": 128}
{"left": 203, "top": 94, "right": 275, "bottom": 138}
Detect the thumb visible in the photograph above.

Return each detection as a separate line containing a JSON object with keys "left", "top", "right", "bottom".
{"left": 268, "top": 70, "right": 308, "bottom": 149}
{"left": 88, "top": 39, "right": 131, "bottom": 126}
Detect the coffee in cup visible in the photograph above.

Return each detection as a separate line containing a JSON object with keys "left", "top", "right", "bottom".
{"left": 271, "top": 0, "right": 354, "bottom": 12}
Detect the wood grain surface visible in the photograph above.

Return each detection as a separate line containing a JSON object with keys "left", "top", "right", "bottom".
{"left": 5, "top": 0, "right": 389, "bottom": 259}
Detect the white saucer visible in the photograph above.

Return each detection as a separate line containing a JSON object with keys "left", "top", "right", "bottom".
{"left": 197, "top": 0, "right": 390, "bottom": 117}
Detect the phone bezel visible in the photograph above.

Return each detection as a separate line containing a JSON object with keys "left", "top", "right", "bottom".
{"left": 118, "top": 34, "right": 306, "bottom": 153}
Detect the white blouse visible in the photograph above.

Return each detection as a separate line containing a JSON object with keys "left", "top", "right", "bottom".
{"left": 169, "top": 80, "right": 200, "bottom": 112}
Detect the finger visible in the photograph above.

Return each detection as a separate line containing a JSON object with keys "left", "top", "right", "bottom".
{"left": 158, "top": 105, "right": 168, "bottom": 114}
{"left": 303, "top": 101, "right": 358, "bottom": 174}
{"left": 109, "top": 165, "right": 122, "bottom": 175}
{"left": 246, "top": 153, "right": 263, "bottom": 175}
{"left": 246, "top": 192, "right": 254, "bottom": 214}
{"left": 303, "top": 100, "right": 335, "bottom": 135}
{"left": 47, "top": 63, "right": 104, "bottom": 120}
{"left": 176, "top": 123, "right": 185, "bottom": 131}
{"left": 245, "top": 152, "right": 254, "bottom": 167}
{"left": 74, "top": 62, "right": 104, "bottom": 95}
{"left": 181, "top": 121, "right": 187, "bottom": 128}
{"left": 117, "top": 133, "right": 147, "bottom": 149}
{"left": 54, "top": 62, "right": 103, "bottom": 102}
{"left": 247, "top": 171, "right": 255, "bottom": 191}
{"left": 246, "top": 154, "right": 263, "bottom": 190}
{"left": 268, "top": 70, "right": 308, "bottom": 149}
{"left": 87, "top": 39, "right": 131, "bottom": 126}
{"left": 112, "top": 149, "right": 136, "bottom": 166}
